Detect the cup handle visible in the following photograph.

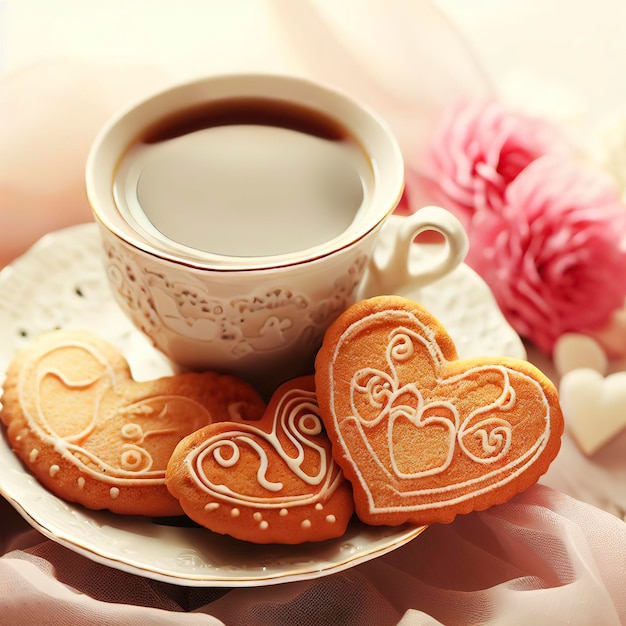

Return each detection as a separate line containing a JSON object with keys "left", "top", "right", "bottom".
{"left": 361, "top": 206, "right": 469, "bottom": 298}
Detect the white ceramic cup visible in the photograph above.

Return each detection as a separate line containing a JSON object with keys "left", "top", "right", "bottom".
{"left": 86, "top": 73, "right": 468, "bottom": 395}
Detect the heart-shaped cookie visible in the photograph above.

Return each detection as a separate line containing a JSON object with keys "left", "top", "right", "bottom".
{"left": 559, "top": 368, "right": 626, "bottom": 455}
{"left": 166, "top": 375, "right": 354, "bottom": 544}
{"left": 0, "top": 329, "right": 265, "bottom": 516}
{"left": 315, "top": 296, "right": 564, "bottom": 526}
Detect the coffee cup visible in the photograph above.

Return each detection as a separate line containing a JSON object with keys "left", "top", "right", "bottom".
{"left": 86, "top": 73, "right": 468, "bottom": 395}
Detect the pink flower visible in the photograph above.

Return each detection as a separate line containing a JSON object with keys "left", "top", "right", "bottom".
{"left": 423, "top": 100, "right": 568, "bottom": 229}
{"left": 467, "top": 156, "right": 626, "bottom": 353}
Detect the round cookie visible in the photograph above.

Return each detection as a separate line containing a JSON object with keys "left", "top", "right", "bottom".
{"left": 314, "top": 296, "right": 564, "bottom": 526}
{"left": 0, "top": 329, "right": 265, "bottom": 516}
{"left": 166, "top": 375, "right": 354, "bottom": 544}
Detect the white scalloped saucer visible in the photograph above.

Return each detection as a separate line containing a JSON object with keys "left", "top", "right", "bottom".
{"left": 0, "top": 221, "right": 524, "bottom": 587}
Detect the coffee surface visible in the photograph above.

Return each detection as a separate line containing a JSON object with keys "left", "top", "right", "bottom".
{"left": 114, "top": 98, "right": 373, "bottom": 257}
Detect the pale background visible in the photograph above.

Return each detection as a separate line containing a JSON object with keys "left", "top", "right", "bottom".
{"left": 4, "top": 0, "right": 626, "bottom": 121}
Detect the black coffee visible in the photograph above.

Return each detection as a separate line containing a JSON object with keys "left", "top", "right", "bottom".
{"left": 113, "top": 97, "right": 373, "bottom": 257}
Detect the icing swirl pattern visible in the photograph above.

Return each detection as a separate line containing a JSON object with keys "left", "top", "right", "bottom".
{"left": 185, "top": 388, "right": 342, "bottom": 509}
{"left": 352, "top": 327, "right": 519, "bottom": 475}
{"left": 315, "top": 297, "right": 564, "bottom": 525}
{"left": 339, "top": 314, "right": 551, "bottom": 507}
{"left": 19, "top": 340, "right": 213, "bottom": 486}
{"left": 165, "top": 376, "right": 355, "bottom": 544}
{"left": 0, "top": 329, "right": 266, "bottom": 516}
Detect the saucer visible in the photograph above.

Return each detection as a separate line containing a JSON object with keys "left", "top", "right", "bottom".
{"left": 0, "top": 222, "right": 524, "bottom": 587}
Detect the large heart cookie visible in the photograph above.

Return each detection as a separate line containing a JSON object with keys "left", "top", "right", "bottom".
{"left": 314, "top": 296, "right": 564, "bottom": 526}
{"left": 166, "top": 375, "right": 354, "bottom": 544}
{"left": 0, "top": 329, "right": 265, "bottom": 516}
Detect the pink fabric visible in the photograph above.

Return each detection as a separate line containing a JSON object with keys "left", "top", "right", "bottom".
{"left": 1, "top": 485, "right": 624, "bottom": 625}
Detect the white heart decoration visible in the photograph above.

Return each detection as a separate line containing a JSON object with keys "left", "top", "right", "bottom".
{"left": 559, "top": 368, "right": 626, "bottom": 455}
{"left": 553, "top": 333, "right": 608, "bottom": 378}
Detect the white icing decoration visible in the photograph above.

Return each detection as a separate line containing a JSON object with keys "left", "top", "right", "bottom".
{"left": 120, "top": 447, "right": 148, "bottom": 470}
{"left": 204, "top": 502, "right": 219, "bottom": 511}
{"left": 301, "top": 519, "right": 311, "bottom": 529}
{"left": 326, "top": 515, "right": 336, "bottom": 523}
{"left": 29, "top": 449, "right": 39, "bottom": 462}
{"left": 121, "top": 423, "right": 143, "bottom": 439}
{"left": 328, "top": 309, "right": 552, "bottom": 513}
{"left": 16, "top": 338, "right": 215, "bottom": 488}
{"left": 253, "top": 512, "right": 262, "bottom": 521}
{"left": 279, "top": 508, "right": 288, "bottom": 516}
{"left": 77, "top": 477, "right": 85, "bottom": 489}
{"left": 259, "top": 521, "right": 269, "bottom": 530}
{"left": 110, "top": 487, "right": 120, "bottom": 499}
{"left": 315, "top": 503, "right": 323, "bottom": 510}
{"left": 231, "top": 508, "right": 240, "bottom": 517}
{"left": 49, "top": 464, "right": 60, "bottom": 477}
{"left": 183, "top": 388, "right": 343, "bottom": 512}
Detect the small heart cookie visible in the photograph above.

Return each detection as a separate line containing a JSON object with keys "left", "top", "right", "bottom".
{"left": 0, "top": 329, "right": 265, "bottom": 516}
{"left": 166, "top": 376, "right": 354, "bottom": 544}
{"left": 314, "top": 296, "right": 564, "bottom": 526}
{"left": 559, "top": 368, "right": 626, "bottom": 455}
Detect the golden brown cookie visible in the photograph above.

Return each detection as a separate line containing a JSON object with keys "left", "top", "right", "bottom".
{"left": 314, "top": 296, "right": 564, "bottom": 526}
{"left": 0, "top": 329, "right": 265, "bottom": 516}
{"left": 166, "top": 375, "right": 354, "bottom": 544}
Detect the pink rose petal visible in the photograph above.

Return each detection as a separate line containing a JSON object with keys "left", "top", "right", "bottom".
{"left": 420, "top": 100, "right": 569, "bottom": 228}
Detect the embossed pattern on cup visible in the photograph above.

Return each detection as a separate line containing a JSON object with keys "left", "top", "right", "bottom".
{"left": 99, "top": 225, "right": 375, "bottom": 393}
